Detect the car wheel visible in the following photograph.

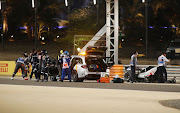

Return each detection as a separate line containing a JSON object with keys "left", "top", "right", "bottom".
{"left": 50, "top": 76, "right": 57, "bottom": 81}
{"left": 124, "top": 71, "right": 131, "bottom": 82}
{"left": 172, "top": 79, "right": 176, "bottom": 83}
{"left": 144, "top": 77, "right": 150, "bottom": 83}
{"left": 72, "top": 70, "right": 84, "bottom": 82}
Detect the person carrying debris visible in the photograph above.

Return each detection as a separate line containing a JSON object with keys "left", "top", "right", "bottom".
{"left": 36, "top": 50, "right": 42, "bottom": 82}
{"left": 11, "top": 54, "right": 28, "bottom": 80}
{"left": 130, "top": 51, "right": 138, "bottom": 83}
{"left": 30, "top": 50, "right": 39, "bottom": 80}
{"left": 157, "top": 52, "right": 169, "bottom": 83}
{"left": 39, "top": 50, "right": 50, "bottom": 82}
{"left": 24, "top": 52, "right": 30, "bottom": 78}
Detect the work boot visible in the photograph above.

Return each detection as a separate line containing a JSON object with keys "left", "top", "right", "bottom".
{"left": 24, "top": 77, "right": 28, "bottom": 80}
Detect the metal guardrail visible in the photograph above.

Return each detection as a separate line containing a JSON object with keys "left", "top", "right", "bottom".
{"left": 123, "top": 65, "right": 180, "bottom": 78}
{"left": 166, "top": 66, "right": 180, "bottom": 77}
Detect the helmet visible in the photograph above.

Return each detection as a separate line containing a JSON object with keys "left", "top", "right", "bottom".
{"left": 64, "top": 51, "right": 69, "bottom": 56}
{"left": 22, "top": 53, "right": 26, "bottom": 57}
{"left": 24, "top": 52, "right": 28, "bottom": 57}
{"left": 41, "top": 50, "right": 47, "bottom": 55}
{"left": 60, "top": 50, "right": 64, "bottom": 54}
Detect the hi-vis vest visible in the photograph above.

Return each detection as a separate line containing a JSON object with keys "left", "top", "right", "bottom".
{"left": 17, "top": 57, "right": 25, "bottom": 64}
{"left": 62, "top": 57, "right": 70, "bottom": 69}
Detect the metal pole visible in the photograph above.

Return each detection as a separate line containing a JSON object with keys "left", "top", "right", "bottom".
{"left": 106, "top": 0, "right": 110, "bottom": 60}
{"left": 73, "top": 36, "right": 75, "bottom": 54}
{"left": 96, "top": 0, "right": 99, "bottom": 25}
{"left": 35, "top": 0, "right": 37, "bottom": 49}
{"left": 114, "top": 0, "right": 119, "bottom": 64}
{"left": 1, "top": 9, "right": 4, "bottom": 51}
{"left": 1, "top": 0, "right": 4, "bottom": 51}
{"left": 145, "top": 2, "right": 148, "bottom": 59}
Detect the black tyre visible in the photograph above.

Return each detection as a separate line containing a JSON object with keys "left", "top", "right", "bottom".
{"left": 172, "top": 79, "right": 176, "bottom": 83}
{"left": 144, "top": 77, "right": 150, "bottom": 83}
{"left": 72, "top": 70, "right": 84, "bottom": 82}
{"left": 50, "top": 76, "right": 57, "bottom": 81}
{"left": 124, "top": 71, "right": 131, "bottom": 82}
{"left": 146, "top": 75, "right": 156, "bottom": 83}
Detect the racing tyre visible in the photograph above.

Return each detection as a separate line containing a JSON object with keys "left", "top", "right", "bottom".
{"left": 72, "top": 70, "right": 84, "bottom": 82}
{"left": 172, "top": 79, "right": 176, "bottom": 83}
{"left": 50, "top": 76, "right": 57, "bottom": 81}
{"left": 124, "top": 71, "right": 131, "bottom": 82}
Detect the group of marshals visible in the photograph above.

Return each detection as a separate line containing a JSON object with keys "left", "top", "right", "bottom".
{"left": 11, "top": 49, "right": 72, "bottom": 82}
{"left": 11, "top": 49, "right": 51, "bottom": 82}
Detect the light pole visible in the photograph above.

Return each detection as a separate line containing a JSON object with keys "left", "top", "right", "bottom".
{"left": 65, "top": 0, "right": 68, "bottom": 6}
{"left": 96, "top": 0, "right": 99, "bottom": 25}
{"left": 93, "top": 0, "right": 99, "bottom": 24}
{"left": 65, "top": 0, "right": 72, "bottom": 52}
{"left": 93, "top": 0, "right": 96, "bottom": 5}
{"left": 142, "top": 0, "right": 148, "bottom": 59}
{"left": 32, "top": 0, "right": 38, "bottom": 49}
{"left": 0, "top": 0, "right": 5, "bottom": 51}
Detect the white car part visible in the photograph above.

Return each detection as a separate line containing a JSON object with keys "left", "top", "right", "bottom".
{"left": 138, "top": 67, "right": 157, "bottom": 78}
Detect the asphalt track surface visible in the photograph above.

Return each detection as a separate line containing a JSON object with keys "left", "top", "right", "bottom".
{"left": 0, "top": 76, "right": 180, "bottom": 113}
{"left": 0, "top": 77, "right": 180, "bottom": 92}
{"left": 0, "top": 84, "right": 180, "bottom": 113}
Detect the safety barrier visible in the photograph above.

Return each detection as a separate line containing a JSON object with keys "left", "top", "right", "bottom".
{"left": 123, "top": 65, "right": 180, "bottom": 78}
{"left": 1, "top": 61, "right": 179, "bottom": 78}
{"left": 0, "top": 61, "right": 32, "bottom": 76}
{"left": 165, "top": 66, "right": 180, "bottom": 78}
{"left": 109, "top": 65, "right": 124, "bottom": 80}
